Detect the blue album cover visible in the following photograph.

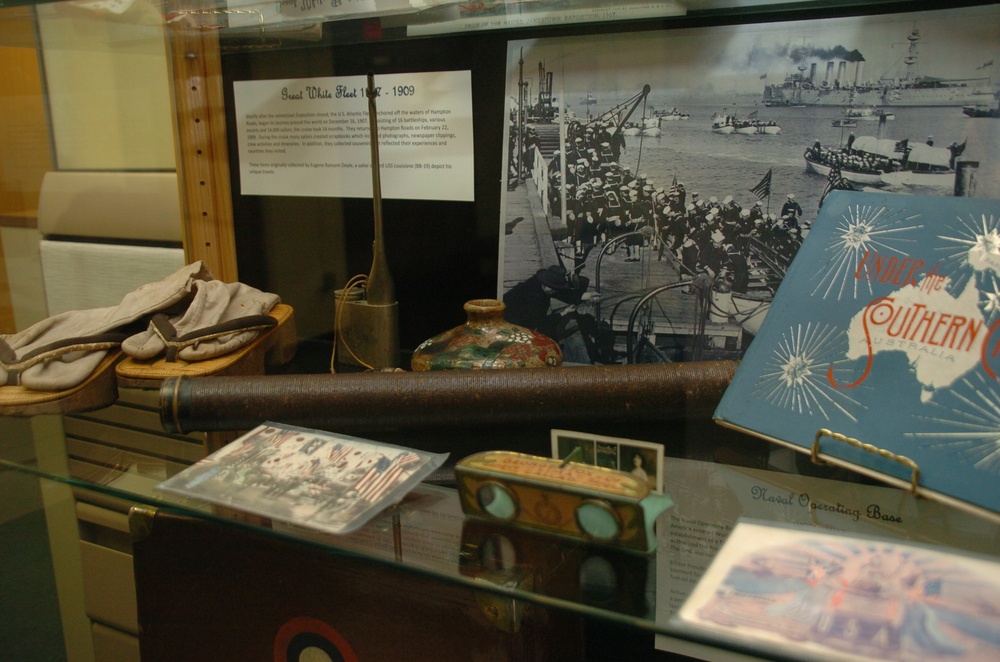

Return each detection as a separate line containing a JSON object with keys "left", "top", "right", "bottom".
{"left": 715, "top": 191, "right": 1000, "bottom": 520}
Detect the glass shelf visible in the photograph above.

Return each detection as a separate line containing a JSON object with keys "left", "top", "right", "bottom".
{"left": 4, "top": 411, "right": 1000, "bottom": 658}
{"left": 2, "top": 452, "right": 662, "bottom": 628}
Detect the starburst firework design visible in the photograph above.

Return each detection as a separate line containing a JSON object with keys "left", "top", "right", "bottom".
{"left": 984, "top": 284, "right": 1000, "bottom": 320}
{"left": 754, "top": 322, "right": 864, "bottom": 420}
{"left": 909, "top": 370, "right": 1000, "bottom": 475}
{"left": 938, "top": 212, "right": 1000, "bottom": 322}
{"left": 810, "top": 203, "right": 920, "bottom": 302}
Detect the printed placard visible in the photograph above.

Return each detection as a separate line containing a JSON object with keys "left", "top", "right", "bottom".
{"left": 233, "top": 70, "right": 474, "bottom": 201}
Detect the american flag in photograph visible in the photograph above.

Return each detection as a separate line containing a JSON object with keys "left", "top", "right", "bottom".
{"left": 327, "top": 442, "right": 353, "bottom": 464}
{"left": 268, "top": 427, "right": 304, "bottom": 448}
{"left": 227, "top": 433, "right": 269, "bottom": 459}
{"left": 353, "top": 452, "right": 422, "bottom": 502}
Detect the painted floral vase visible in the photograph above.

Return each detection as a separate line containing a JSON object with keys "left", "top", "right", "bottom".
{"left": 410, "top": 298, "right": 562, "bottom": 371}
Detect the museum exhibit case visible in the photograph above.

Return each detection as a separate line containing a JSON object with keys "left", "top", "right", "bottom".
{"left": 1, "top": 0, "right": 999, "bottom": 660}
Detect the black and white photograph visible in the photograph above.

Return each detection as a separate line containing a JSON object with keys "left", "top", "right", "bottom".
{"left": 499, "top": 5, "right": 1000, "bottom": 366}
{"left": 551, "top": 429, "right": 665, "bottom": 493}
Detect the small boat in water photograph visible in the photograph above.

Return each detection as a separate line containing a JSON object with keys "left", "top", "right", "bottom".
{"left": 500, "top": 4, "right": 999, "bottom": 365}
{"left": 712, "top": 110, "right": 782, "bottom": 135}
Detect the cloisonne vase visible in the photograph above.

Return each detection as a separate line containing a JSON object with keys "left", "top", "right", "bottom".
{"left": 410, "top": 299, "right": 562, "bottom": 370}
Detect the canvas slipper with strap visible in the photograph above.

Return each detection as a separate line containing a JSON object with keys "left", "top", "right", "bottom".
{"left": 145, "top": 311, "right": 277, "bottom": 362}
{"left": 0, "top": 262, "right": 215, "bottom": 391}
{"left": 122, "top": 279, "right": 281, "bottom": 363}
{"left": 0, "top": 332, "right": 128, "bottom": 389}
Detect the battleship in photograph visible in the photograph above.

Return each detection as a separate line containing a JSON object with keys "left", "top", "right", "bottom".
{"left": 763, "top": 26, "right": 996, "bottom": 107}
{"left": 500, "top": 6, "right": 999, "bottom": 368}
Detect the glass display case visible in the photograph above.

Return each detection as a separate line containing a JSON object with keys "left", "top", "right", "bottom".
{"left": 1, "top": 0, "right": 999, "bottom": 660}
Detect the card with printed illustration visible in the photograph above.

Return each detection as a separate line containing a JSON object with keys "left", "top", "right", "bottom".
{"left": 675, "top": 520, "right": 1000, "bottom": 662}
{"left": 714, "top": 191, "right": 1000, "bottom": 520}
{"left": 155, "top": 422, "right": 448, "bottom": 534}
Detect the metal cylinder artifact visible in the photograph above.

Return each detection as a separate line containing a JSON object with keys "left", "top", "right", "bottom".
{"left": 160, "top": 361, "right": 738, "bottom": 435}
{"left": 332, "top": 72, "right": 400, "bottom": 371}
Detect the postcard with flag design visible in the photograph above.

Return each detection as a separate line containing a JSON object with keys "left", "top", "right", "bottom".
{"left": 155, "top": 422, "right": 448, "bottom": 534}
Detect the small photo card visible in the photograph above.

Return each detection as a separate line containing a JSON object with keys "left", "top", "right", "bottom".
{"left": 551, "top": 429, "right": 664, "bottom": 494}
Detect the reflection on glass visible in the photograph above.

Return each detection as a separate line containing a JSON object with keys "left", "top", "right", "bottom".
{"left": 580, "top": 555, "right": 619, "bottom": 603}
{"left": 479, "top": 533, "right": 517, "bottom": 572}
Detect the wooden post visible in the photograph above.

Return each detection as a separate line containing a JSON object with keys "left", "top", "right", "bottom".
{"left": 163, "top": 5, "right": 239, "bottom": 282}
